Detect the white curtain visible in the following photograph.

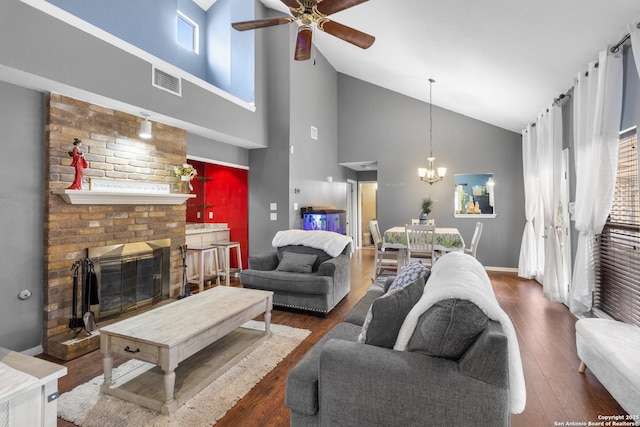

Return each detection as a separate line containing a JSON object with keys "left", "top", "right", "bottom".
{"left": 518, "top": 124, "right": 538, "bottom": 278}
{"left": 537, "top": 107, "right": 566, "bottom": 302}
{"left": 569, "top": 49, "right": 624, "bottom": 314}
{"left": 629, "top": 21, "right": 640, "bottom": 202}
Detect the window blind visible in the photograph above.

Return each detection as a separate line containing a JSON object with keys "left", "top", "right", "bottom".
{"left": 594, "top": 129, "right": 640, "bottom": 327}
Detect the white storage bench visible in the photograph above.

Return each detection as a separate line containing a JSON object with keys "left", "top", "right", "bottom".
{"left": 576, "top": 318, "right": 640, "bottom": 424}
{"left": 0, "top": 347, "right": 67, "bottom": 427}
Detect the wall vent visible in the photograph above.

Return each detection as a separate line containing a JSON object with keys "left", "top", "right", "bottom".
{"left": 152, "top": 66, "right": 182, "bottom": 96}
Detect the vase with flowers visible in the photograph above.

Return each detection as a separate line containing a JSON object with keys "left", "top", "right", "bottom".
{"left": 175, "top": 163, "right": 197, "bottom": 193}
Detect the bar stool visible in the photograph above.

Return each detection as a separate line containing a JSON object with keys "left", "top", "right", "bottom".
{"left": 186, "top": 245, "right": 221, "bottom": 292}
{"left": 210, "top": 242, "right": 242, "bottom": 286}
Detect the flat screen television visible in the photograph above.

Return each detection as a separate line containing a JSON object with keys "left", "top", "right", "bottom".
{"left": 302, "top": 209, "right": 346, "bottom": 235}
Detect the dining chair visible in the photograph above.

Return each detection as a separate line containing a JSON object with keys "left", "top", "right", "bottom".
{"left": 411, "top": 218, "right": 420, "bottom": 225}
{"left": 404, "top": 223, "right": 436, "bottom": 268}
{"left": 464, "top": 222, "right": 484, "bottom": 258}
{"left": 368, "top": 220, "right": 398, "bottom": 280}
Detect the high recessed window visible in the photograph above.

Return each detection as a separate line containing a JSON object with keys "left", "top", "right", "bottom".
{"left": 177, "top": 11, "right": 199, "bottom": 54}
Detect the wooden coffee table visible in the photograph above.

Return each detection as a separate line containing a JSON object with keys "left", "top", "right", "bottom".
{"left": 99, "top": 286, "right": 273, "bottom": 414}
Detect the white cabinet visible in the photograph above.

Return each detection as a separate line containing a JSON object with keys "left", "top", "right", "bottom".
{"left": 0, "top": 348, "right": 67, "bottom": 427}
{"left": 185, "top": 228, "right": 230, "bottom": 246}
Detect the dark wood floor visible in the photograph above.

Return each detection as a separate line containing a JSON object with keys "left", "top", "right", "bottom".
{"left": 48, "top": 248, "right": 626, "bottom": 427}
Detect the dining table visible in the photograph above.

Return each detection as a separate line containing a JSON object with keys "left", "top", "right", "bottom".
{"left": 382, "top": 226, "right": 466, "bottom": 270}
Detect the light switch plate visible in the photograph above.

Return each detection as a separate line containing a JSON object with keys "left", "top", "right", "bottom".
{"left": 270, "top": 213, "right": 277, "bottom": 221}
{"left": 270, "top": 203, "right": 277, "bottom": 211}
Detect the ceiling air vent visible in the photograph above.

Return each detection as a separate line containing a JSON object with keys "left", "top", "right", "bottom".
{"left": 152, "top": 66, "right": 182, "bottom": 96}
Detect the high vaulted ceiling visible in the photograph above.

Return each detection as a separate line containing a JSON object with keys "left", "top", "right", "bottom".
{"left": 258, "top": 0, "right": 640, "bottom": 133}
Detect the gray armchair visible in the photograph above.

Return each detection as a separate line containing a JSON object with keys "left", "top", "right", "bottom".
{"left": 240, "top": 243, "right": 351, "bottom": 315}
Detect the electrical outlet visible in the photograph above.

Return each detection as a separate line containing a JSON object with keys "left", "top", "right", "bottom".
{"left": 209, "top": 212, "right": 213, "bottom": 219}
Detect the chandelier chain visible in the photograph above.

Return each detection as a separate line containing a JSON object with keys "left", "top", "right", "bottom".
{"left": 418, "top": 77, "right": 446, "bottom": 185}
{"left": 429, "top": 78, "right": 434, "bottom": 158}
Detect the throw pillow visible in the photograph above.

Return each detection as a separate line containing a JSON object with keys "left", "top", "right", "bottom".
{"left": 276, "top": 251, "right": 318, "bottom": 274}
{"left": 386, "top": 261, "right": 430, "bottom": 294}
{"left": 406, "top": 298, "right": 488, "bottom": 359}
{"left": 357, "top": 276, "right": 426, "bottom": 348}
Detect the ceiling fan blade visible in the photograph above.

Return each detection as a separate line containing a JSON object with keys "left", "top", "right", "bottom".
{"left": 280, "top": 0, "right": 302, "bottom": 9}
{"left": 295, "top": 26, "right": 313, "bottom": 61}
{"left": 232, "top": 17, "right": 293, "bottom": 31}
{"left": 316, "top": 0, "right": 369, "bottom": 16}
{"left": 317, "top": 20, "right": 375, "bottom": 49}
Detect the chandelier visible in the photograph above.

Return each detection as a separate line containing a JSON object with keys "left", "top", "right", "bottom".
{"left": 418, "top": 78, "right": 447, "bottom": 184}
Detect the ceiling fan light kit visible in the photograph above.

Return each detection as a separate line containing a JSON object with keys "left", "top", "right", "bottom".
{"left": 231, "top": 0, "right": 375, "bottom": 61}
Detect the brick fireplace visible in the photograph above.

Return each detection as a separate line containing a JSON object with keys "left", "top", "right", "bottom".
{"left": 44, "top": 94, "right": 188, "bottom": 360}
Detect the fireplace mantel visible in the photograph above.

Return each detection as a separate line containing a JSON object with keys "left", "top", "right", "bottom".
{"left": 52, "top": 189, "right": 195, "bottom": 205}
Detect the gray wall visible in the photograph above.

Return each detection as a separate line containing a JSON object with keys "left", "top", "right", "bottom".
{"left": 337, "top": 75, "right": 525, "bottom": 268}
{"left": 0, "top": 0, "right": 267, "bottom": 149}
{"left": 247, "top": 19, "right": 356, "bottom": 255}
{"left": 248, "top": 9, "right": 292, "bottom": 256}
{"left": 288, "top": 29, "right": 355, "bottom": 231}
{"left": 46, "top": 0, "right": 209, "bottom": 82}
{"left": 0, "top": 82, "right": 45, "bottom": 351}
{"left": 187, "top": 133, "right": 249, "bottom": 167}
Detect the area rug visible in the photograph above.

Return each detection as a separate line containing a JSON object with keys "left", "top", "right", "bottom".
{"left": 57, "top": 321, "right": 310, "bottom": 427}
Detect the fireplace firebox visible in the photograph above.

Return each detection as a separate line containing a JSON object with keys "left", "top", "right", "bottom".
{"left": 88, "top": 239, "right": 171, "bottom": 320}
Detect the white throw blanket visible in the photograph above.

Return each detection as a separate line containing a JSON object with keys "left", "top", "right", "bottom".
{"left": 272, "top": 230, "right": 353, "bottom": 257}
{"left": 394, "top": 251, "right": 526, "bottom": 414}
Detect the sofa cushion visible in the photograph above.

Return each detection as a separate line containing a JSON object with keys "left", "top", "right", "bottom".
{"left": 357, "top": 275, "right": 426, "bottom": 348}
{"left": 276, "top": 251, "right": 318, "bottom": 274}
{"left": 386, "top": 261, "right": 430, "bottom": 294}
{"left": 356, "top": 263, "right": 429, "bottom": 347}
{"left": 407, "top": 298, "right": 488, "bottom": 359}
{"left": 382, "top": 276, "right": 396, "bottom": 293}
{"left": 241, "top": 269, "right": 333, "bottom": 295}
{"left": 343, "top": 278, "right": 386, "bottom": 326}
{"left": 276, "top": 245, "right": 332, "bottom": 272}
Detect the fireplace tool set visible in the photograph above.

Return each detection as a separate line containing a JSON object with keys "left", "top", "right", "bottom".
{"left": 69, "top": 258, "right": 99, "bottom": 338}
{"left": 179, "top": 244, "right": 190, "bottom": 299}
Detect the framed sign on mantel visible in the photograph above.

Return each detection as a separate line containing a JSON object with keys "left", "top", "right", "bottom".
{"left": 454, "top": 173, "right": 497, "bottom": 218}
{"left": 90, "top": 178, "right": 170, "bottom": 194}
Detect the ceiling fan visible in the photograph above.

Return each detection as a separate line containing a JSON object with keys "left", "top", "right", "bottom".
{"left": 231, "top": 0, "right": 375, "bottom": 61}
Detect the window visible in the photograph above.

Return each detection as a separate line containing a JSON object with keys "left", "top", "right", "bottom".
{"left": 594, "top": 128, "right": 640, "bottom": 326}
{"left": 177, "top": 11, "right": 198, "bottom": 53}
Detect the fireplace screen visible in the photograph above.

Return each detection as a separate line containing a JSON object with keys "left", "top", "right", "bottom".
{"left": 88, "top": 239, "right": 170, "bottom": 320}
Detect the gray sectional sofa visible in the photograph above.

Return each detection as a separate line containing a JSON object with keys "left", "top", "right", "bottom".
{"left": 285, "top": 252, "right": 525, "bottom": 427}
{"left": 241, "top": 241, "right": 351, "bottom": 315}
